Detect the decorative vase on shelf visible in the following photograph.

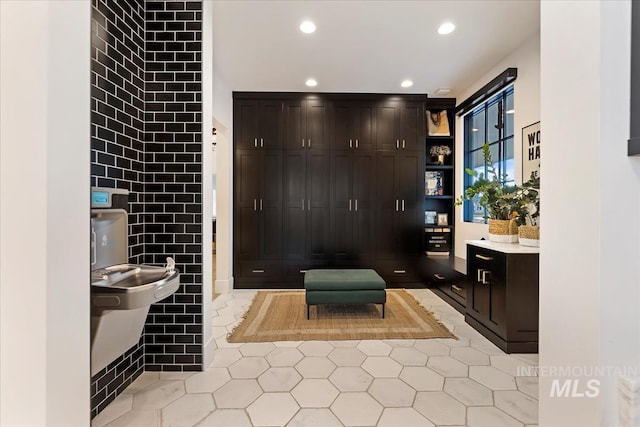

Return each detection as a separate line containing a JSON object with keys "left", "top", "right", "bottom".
{"left": 488, "top": 219, "right": 519, "bottom": 243}
{"left": 437, "top": 154, "right": 445, "bottom": 165}
{"left": 518, "top": 225, "right": 540, "bottom": 247}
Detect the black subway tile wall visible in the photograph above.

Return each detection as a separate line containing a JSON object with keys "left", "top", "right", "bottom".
{"left": 90, "top": 0, "right": 146, "bottom": 417}
{"left": 142, "top": 0, "right": 203, "bottom": 373}
{"left": 90, "top": 0, "right": 203, "bottom": 418}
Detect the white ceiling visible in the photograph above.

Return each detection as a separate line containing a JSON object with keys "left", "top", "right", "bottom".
{"left": 212, "top": 0, "right": 540, "bottom": 98}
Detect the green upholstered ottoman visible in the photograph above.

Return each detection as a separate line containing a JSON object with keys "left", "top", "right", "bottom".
{"left": 304, "top": 269, "right": 387, "bottom": 319}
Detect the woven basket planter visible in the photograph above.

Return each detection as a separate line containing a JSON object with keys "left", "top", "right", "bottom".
{"left": 488, "top": 219, "right": 519, "bottom": 243}
{"left": 518, "top": 225, "right": 540, "bottom": 247}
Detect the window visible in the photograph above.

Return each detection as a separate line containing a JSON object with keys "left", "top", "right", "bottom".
{"left": 463, "top": 86, "right": 515, "bottom": 223}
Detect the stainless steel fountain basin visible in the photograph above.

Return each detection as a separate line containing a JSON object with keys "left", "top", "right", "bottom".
{"left": 91, "top": 263, "right": 180, "bottom": 310}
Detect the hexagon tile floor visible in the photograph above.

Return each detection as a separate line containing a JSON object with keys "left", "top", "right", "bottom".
{"left": 92, "top": 289, "right": 539, "bottom": 427}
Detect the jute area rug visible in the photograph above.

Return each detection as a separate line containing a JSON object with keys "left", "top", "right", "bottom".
{"left": 227, "top": 289, "right": 456, "bottom": 343}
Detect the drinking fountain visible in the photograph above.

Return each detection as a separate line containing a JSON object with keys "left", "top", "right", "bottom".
{"left": 90, "top": 187, "right": 180, "bottom": 376}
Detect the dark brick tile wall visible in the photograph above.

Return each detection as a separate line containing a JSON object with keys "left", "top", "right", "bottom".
{"left": 142, "top": 0, "right": 203, "bottom": 373}
{"left": 90, "top": 0, "right": 203, "bottom": 418}
{"left": 90, "top": 0, "right": 146, "bottom": 417}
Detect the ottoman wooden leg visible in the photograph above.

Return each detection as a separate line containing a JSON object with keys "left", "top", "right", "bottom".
{"left": 307, "top": 304, "right": 310, "bottom": 320}
{"left": 382, "top": 303, "right": 385, "bottom": 318}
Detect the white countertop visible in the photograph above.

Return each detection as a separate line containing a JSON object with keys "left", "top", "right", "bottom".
{"left": 466, "top": 239, "right": 540, "bottom": 254}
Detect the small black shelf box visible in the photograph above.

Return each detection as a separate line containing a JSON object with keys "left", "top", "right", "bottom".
{"left": 425, "top": 227, "right": 452, "bottom": 256}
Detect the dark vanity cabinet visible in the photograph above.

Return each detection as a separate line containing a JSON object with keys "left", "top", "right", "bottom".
{"left": 465, "top": 241, "right": 539, "bottom": 353}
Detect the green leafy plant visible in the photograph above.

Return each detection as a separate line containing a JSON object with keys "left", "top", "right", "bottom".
{"left": 513, "top": 173, "right": 540, "bottom": 226}
{"left": 454, "top": 143, "right": 522, "bottom": 221}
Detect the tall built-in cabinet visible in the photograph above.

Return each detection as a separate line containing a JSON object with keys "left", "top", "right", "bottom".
{"left": 234, "top": 93, "right": 431, "bottom": 288}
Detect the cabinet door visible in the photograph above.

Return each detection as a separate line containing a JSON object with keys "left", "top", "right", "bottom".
{"left": 233, "top": 100, "right": 260, "bottom": 150}
{"left": 375, "top": 151, "right": 398, "bottom": 260}
{"left": 400, "top": 101, "right": 422, "bottom": 150}
{"left": 352, "top": 152, "right": 376, "bottom": 262}
{"left": 306, "top": 99, "right": 331, "bottom": 150}
{"left": 353, "top": 101, "right": 375, "bottom": 151}
{"left": 397, "top": 151, "right": 423, "bottom": 255}
{"left": 283, "top": 100, "right": 306, "bottom": 149}
{"left": 333, "top": 102, "right": 352, "bottom": 149}
{"left": 259, "top": 100, "right": 282, "bottom": 149}
{"left": 259, "top": 150, "right": 282, "bottom": 260}
{"left": 235, "top": 150, "right": 260, "bottom": 259}
{"left": 282, "top": 150, "right": 306, "bottom": 260}
{"left": 306, "top": 150, "right": 331, "bottom": 258}
{"left": 376, "top": 101, "right": 400, "bottom": 151}
{"left": 330, "top": 151, "right": 353, "bottom": 259}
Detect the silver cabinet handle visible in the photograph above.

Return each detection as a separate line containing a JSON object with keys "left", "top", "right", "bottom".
{"left": 393, "top": 270, "right": 406, "bottom": 274}
{"left": 308, "top": 199, "right": 310, "bottom": 210}
{"left": 395, "top": 199, "right": 399, "bottom": 211}
{"left": 260, "top": 137, "right": 264, "bottom": 147}
{"left": 452, "top": 284, "right": 463, "bottom": 291}
{"left": 308, "top": 138, "right": 311, "bottom": 148}
{"left": 349, "top": 199, "right": 352, "bottom": 211}
{"left": 302, "top": 199, "right": 305, "bottom": 210}
{"left": 476, "top": 269, "right": 491, "bottom": 284}
{"left": 396, "top": 139, "right": 400, "bottom": 149}
{"left": 252, "top": 269, "right": 265, "bottom": 273}
{"left": 254, "top": 199, "right": 257, "bottom": 211}
{"left": 350, "top": 139, "right": 352, "bottom": 148}
{"left": 401, "top": 200, "right": 405, "bottom": 211}
{"left": 254, "top": 138, "right": 258, "bottom": 148}
{"left": 434, "top": 274, "right": 445, "bottom": 280}
{"left": 402, "top": 139, "right": 406, "bottom": 149}
{"left": 260, "top": 198, "right": 263, "bottom": 211}
{"left": 355, "top": 139, "right": 359, "bottom": 148}
{"left": 475, "top": 254, "right": 493, "bottom": 261}
{"left": 354, "top": 199, "right": 358, "bottom": 211}
{"left": 302, "top": 138, "right": 305, "bottom": 148}
{"left": 300, "top": 270, "right": 308, "bottom": 274}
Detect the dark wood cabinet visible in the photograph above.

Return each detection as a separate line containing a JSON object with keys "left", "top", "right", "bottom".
{"left": 234, "top": 149, "right": 283, "bottom": 282}
{"left": 425, "top": 256, "right": 468, "bottom": 313}
{"left": 375, "top": 150, "right": 423, "bottom": 283}
{"left": 233, "top": 99, "right": 282, "bottom": 150}
{"left": 330, "top": 150, "right": 376, "bottom": 263}
{"left": 376, "top": 100, "right": 423, "bottom": 151}
{"left": 333, "top": 101, "right": 375, "bottom": 150}
{"left": 283, "top": 98, "right": 331, "bottom": 150}
{"left": 282, "top": 149, "right": 331, "bottom": 270}
{"left": 466, "top": 241, "right": 539, "bottom": 353}
{"left": 234, "top": 92, "right": 427, "bottom": 289}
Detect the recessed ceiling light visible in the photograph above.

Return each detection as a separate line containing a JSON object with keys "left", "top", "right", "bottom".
{"left": 305, "top": 78, "right": 317, "bottom": 87}
{"left": 299, "top": 21, "right": 316, "bottom": 34}
{"left": 401, "top": 80, "right": 413, "bottom": 88}
{"left": 438, "top": 22, "right": 455, "bottom": 35}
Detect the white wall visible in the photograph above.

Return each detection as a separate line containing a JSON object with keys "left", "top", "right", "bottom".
{"left": 201, "top": 0, "right": 215, "bottom": 368}
{"left": 213, "top": 69, "right": 234, "bottom": 293}
{"left": 454, "top": 34, "right": 541, "bottom": 258}
{"left": 0, "top": 1, "right": 90, "bottom": 426}
{"left": 540, "top": 1, "right": 639, "bottom": 426}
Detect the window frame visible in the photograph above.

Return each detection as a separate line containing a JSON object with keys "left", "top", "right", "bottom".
{"left": 462, "top": 85, "right": 515, "bottom": 223}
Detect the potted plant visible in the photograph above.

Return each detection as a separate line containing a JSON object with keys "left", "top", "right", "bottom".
{"left": 455, "top": 143, "right": 522, "bottom": 243}
{"left": 514, "top": 173, "right": 540, "bottom": 247}
{"left": 429, "top": 145, "right": 452, "bottom": 165}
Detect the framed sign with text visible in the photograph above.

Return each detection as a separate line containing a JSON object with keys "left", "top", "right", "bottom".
{"left": 522, "top": 122, "right": 540, "bottom": 181}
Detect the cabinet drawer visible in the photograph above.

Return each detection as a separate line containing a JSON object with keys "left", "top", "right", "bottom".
{"left": 236, "top": 260, "right": 282, "bottom": 282}
{"left": 375, "top": 261, "right": 420, "bottom": 284}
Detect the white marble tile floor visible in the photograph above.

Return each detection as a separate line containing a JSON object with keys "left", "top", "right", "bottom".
{"left": 91, "top": 289, "right": 539, "bottom": 427}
